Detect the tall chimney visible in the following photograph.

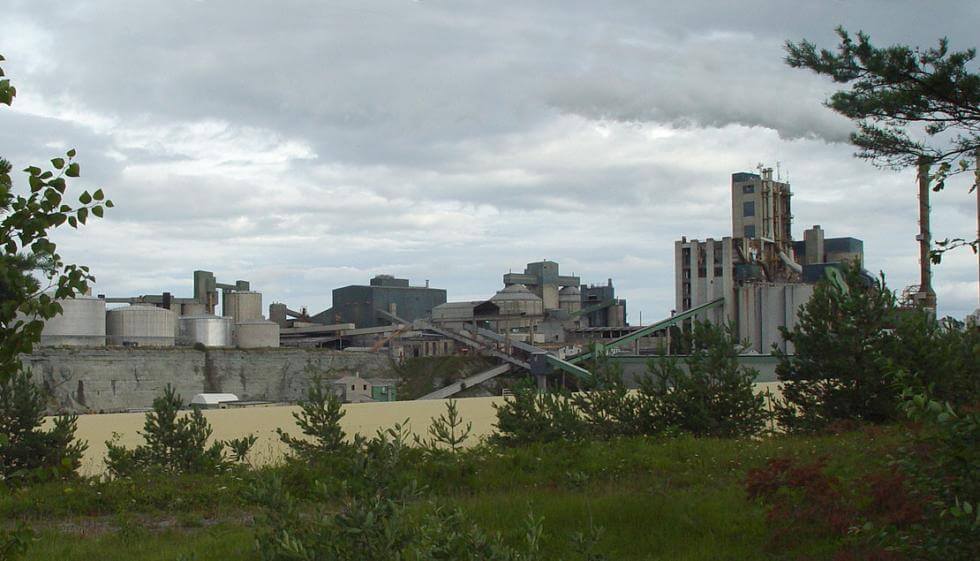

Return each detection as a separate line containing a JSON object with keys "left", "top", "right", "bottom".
{"left": 917, "top": 157, "right": 937, "bottom": 311}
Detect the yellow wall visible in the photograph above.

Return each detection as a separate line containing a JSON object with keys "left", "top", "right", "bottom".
{"left": 61, "top": 382, "right": 783, "bottom": 476}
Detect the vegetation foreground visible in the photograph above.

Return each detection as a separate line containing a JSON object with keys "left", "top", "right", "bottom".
{"left": 4, "top": 428, "right": 902, "bottom": 561}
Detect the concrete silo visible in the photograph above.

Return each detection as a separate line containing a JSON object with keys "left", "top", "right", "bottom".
{"left": 222, "top": 291, "right": 262, "bottom": 323}
{"left": 177, "top": 315, "right": 234, "bottom": 347}
{"left": 106, "top": 304, "right": 176, "bottom": 346}
{"left": 235, "top": 320, "right": 280, "bottom": 348}
{"left": 32, "top": 295, "right": 107, "bottom": 347}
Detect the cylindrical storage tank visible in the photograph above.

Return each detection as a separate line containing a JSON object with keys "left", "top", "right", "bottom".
{"left": 222, "top": 291, "right": 262, "bottom": 323}
{"left": 235, "top": 320, "right": 280, "bottom": 348}
{"left": 608, "top": 303, "right": 625, "bottom": 328}
{"left": 269, "top": 303, "right": 288, "bottom": 327}
{"left": 492, "top": 284, "right": 544, "bottom": 316}
{"left": 558, "top": 286, "right": 581, "bottom": 315}
{"left": 180, "top": 302, "right": 208, "bottom": 317}
{"left": 178, "top": 315, "right": 234, "bottom": 347}
{"left": 106, "top": 304, "right": 176, "bottom": 347}
{"left": 33, "top": 296, "right": 107, "bottom": 347}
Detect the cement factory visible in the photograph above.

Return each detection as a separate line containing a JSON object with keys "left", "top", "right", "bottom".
{"left": 24, "top": 166, "right": 869, "bottom": 410}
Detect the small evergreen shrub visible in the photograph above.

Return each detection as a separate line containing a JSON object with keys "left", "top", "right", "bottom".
{"left": 104, "top": 385, "right": 233, "bottom": 477}
{"left": 277, "top": 376, "right": 350, "bottom": 459}
{"left": 416, "top": 399, "right": 473, "bottom": 454}
{"left": 251, "top": 417, "right": 606, "bottom": 561}
{"left": 884, "top": 313, "right": 980, "bottom": 406}
{"left": 641, "top": 321, "right": 766, "bottom": 438}
{"left": 491, "top": 381, "right": 585, "bottom": 446}
{"left": 773, "top": 261, "right": 899, "bottom": 431}
{"left": 0, "top": 368, "right": 86, "bottom": 485}
{"left": 571, "top": 356, "right": 643, "bottom": 439}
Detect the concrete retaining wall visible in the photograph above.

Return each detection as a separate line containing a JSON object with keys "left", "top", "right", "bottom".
{"left": 22, "top": 348, "right": 393, "bottom": 413}
{"left": 612, "top": 354, "right": 780, "bottom": 385}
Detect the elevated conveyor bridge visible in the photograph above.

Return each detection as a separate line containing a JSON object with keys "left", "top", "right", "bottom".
{"left": 379, "top": 299, "right": 725, "bottom": 400}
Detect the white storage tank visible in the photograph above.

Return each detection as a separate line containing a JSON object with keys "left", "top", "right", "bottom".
{"left": 222, "top": 291, "right": 262, "bottom": 323}
{"left": 235, "top": 320, "right": 280, "bottom": 348}
{"left": 106, "top": 304, "right": 176, "bottom": 347}
{"left": 178, "top": 315, "right": 234, "bottom": 347}
{"left": 32, "top": 295, "right": 107, "bottom": 347}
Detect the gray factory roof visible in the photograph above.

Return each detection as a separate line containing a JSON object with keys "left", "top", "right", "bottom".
{"left": 432, "top": 300, "right": 501, "bottom": 320}
{"left": 491, "top": 284, "right": 542, "bottom": 302}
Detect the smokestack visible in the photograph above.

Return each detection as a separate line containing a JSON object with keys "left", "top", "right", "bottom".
{"left": 917, "top": 157, "right": 937, "bottom": 311}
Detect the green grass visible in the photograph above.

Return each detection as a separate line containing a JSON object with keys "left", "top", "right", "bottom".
{"left": 24, "top": 524, "right": 254, "bottom": 561}
{"left": 9, "top": 426, "right": 902, "bottom": 561}
{"left": 460, "top": 485, "right": 769, "bottom": 560}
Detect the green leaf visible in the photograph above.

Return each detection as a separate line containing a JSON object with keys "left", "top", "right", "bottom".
{"left": 68, "top": 216, "right": 78, "bottom": 228}
{"left": 65, "top": 163, "right": 80, "bottom": 177}
{"left": 51, "top": 158, "right": 65, "bottom": 169}
{"left": 93, "top": 188, "right": 104, "bottom": 201}
{"left": 77, "top": 207, "right": 88, "bottom": 224}
{"left": 105, "top": 200, "right": 115, "bottom": 208}
{"left": 79, "top": 191, "right": 92, "bottom": 205}
{"left": 92, "top": 205, "right": 103, "bottom": 218}
{"left": 67, "top": 148, "right": 76, "bottom": 157}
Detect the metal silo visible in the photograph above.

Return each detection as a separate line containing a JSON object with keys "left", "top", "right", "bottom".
{"left": 235, "top": 320, "right": 280, "bottom": 348}
{"left": 222, "top": 291, "right": 262, "bottom": 323}
{"left": 33, "top": 295, "right": 107, "bottom": 347}
{"left": 106, "top": 304, "right": 176, "bottom": 346}
{"left": 178, "top": 315, "right": 234, "bottom": 347}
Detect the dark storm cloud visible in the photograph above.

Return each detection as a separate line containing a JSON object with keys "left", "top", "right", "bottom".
{"left": 1, "top": 0, "right": 977, "bottom": 318}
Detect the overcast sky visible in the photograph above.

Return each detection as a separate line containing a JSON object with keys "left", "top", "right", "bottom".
{"left": 2, "top": 0, "right": 978, "bottom": 321}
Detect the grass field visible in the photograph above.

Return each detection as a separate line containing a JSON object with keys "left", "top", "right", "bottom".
{"left": 5, "top": 426, "right": 899, "bottom": 560}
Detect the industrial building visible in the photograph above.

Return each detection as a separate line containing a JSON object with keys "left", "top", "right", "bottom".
{"left": 675, "top": 167, "right": 865, "bottom": 353}
{"left": 29, "top": 270, "right": 280, "bottom": 349}
{"left": 311, "top": 275, "right": 447, "bottom": 328}
{"left": 579, "top": 280, "right": 627, "bottom": 328}
{"left": 426, "top": 261, "right": 628, "bottom": 347}
{"left": 24, "top": 166, "right": 877, "bottom": 407}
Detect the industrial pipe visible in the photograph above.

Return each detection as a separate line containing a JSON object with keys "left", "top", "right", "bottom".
{"left": 778, "top": 251, "right": 803, "bottom": 274}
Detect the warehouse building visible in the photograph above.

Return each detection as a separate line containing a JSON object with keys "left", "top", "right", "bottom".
{"left": 313, "top": 275, "right": 447, "bottom": 328}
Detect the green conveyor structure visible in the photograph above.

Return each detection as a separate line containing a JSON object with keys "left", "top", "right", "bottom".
{"left": 568, "top": 297, "right": 725, "bottom": 364}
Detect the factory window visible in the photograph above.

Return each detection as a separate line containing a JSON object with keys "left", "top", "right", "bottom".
{"left": 742, "top": 184, "right": 754, "bottom": 194}
{"left": 743, "top": 201, "right": 755, "bottom": 217}
{"left": 363, "top": 384, "right": 368, "bottom": 391}
{"left": 744, "top": 225, "right": 756, "bottom": 238}
{"left": 351, "top": 384, "right": 356, "bottom": 390}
